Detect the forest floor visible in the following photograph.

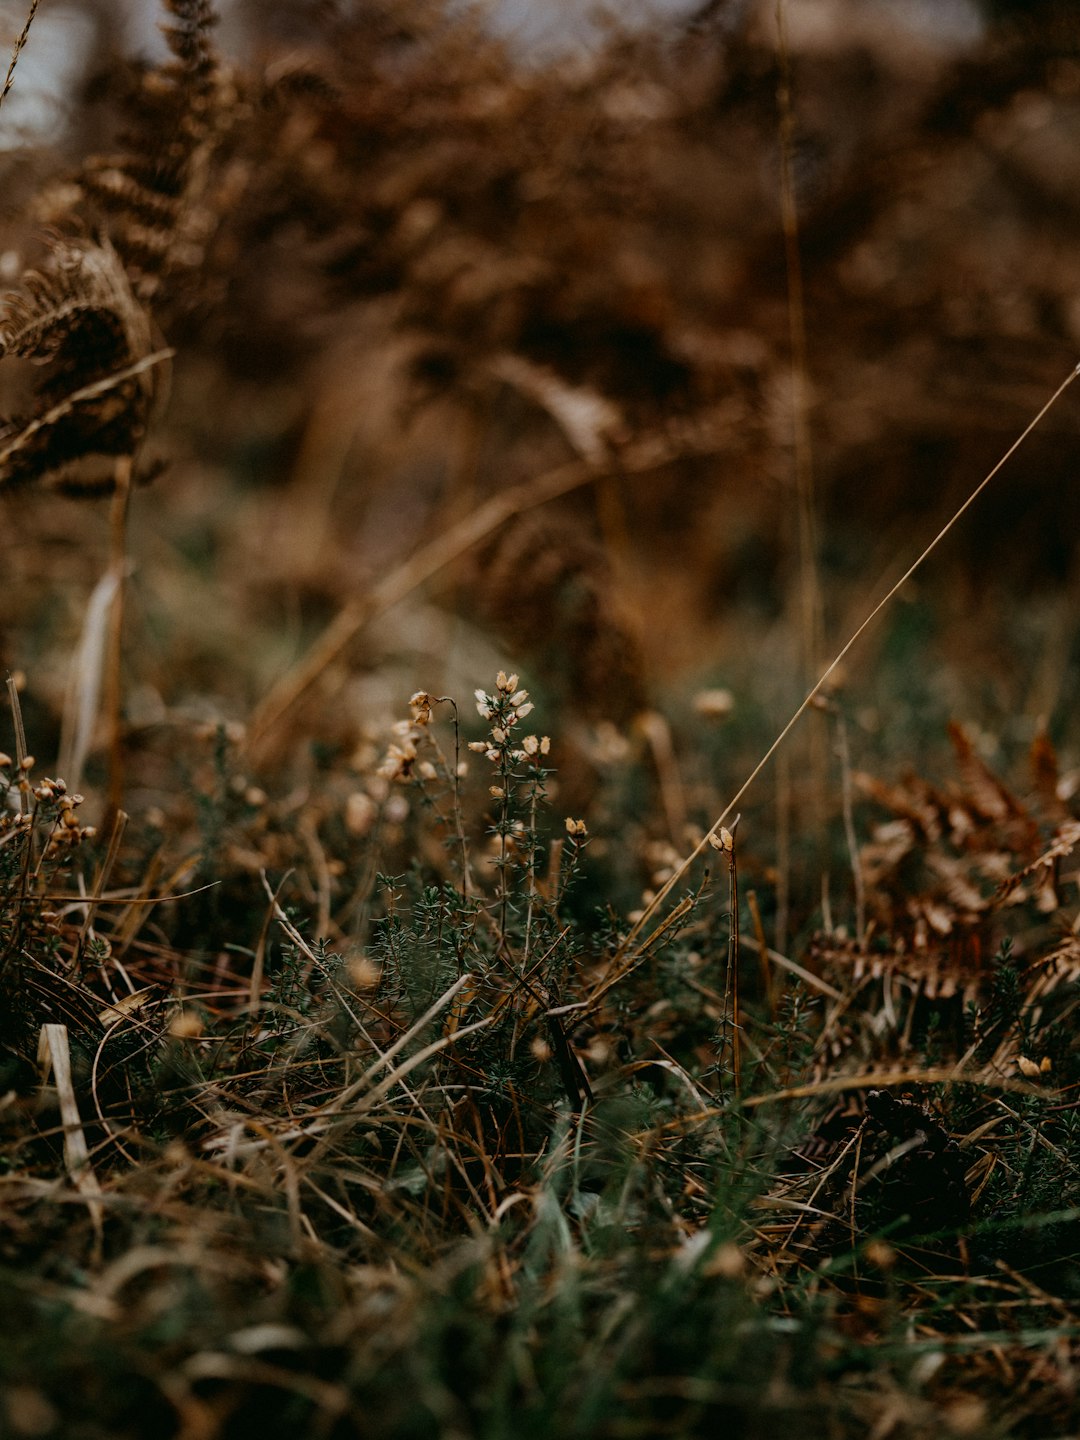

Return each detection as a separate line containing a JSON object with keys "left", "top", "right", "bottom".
{"left": 3, "top": 2, "right": 1080, "bottom": 1436}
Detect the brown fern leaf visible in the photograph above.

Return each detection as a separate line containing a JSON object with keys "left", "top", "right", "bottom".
{"left": 947, "top": 721, "right": 1028, "bottom": 825}
{"left": 160, "top": 0, "right": 219, "bottom": 86}
{"left": 0, "top": 240, "right": 147, "bottom": 365}
{"left": 855, "top": 772, "right": 945, "bottom": 844}
{"left": 0, "top": 240, "right": 162, "bottom": 491}
{"left": 992, "top": 818, "right": 1080, "bottom": 909}
{"left": 74, "top": 0, "right": 223, "bottom": 300}
{"left": 470, "top": 511, "right": 647, "bottom": 725}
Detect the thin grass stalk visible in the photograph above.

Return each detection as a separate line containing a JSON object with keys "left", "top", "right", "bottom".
{"left": 37, "top": 1022, "right": 104, "bottom": 1241}
{"left": 496, "top": 740, "right": 511, "bottom": 952}
{"left": 522, "top": 770, "right": 540, "bottom": 971}
{"left": 776, "top": 0, "right": 828, "bottom": 860}
{"left": 605, "top": 362, "right": 1080, "bottom": 983}
{"left": 774, "top": 745, "right": 791, "bottom": 953}
{"left": 715, "top": 819, "right": 742, "bottom": 1095}
{"left": 6, "top": 681, "right": 33, "bottom": 931}
{"left": 437, "top": 697, "right": 471, "bottom": 899}
{"left": 833, "top": 703, "right": 865, "bottom": 946}
{"left": 76, "top": 808, "right": 127, "bottom": 966}
{"left": 59, "top": 568, "right": 123, "bottom": 792}
{"left": 727, "top": 822, "right": 742, "bottom": 1095}
{"left": 0, "top": 0, "right": 39, "bottom": 115}
{"left": 252, "top": 871, "right": 293, "bottom": 1014}
{"left": 638, "top": 710, "right": 686, "bottom": 847}
{"left": 776, "top": 141, "right": 824, "bottom": 676}
{"left": 104, "top": 455, "right": 133, "bottom": 829}
{"left": 746, "top": 888, "right": 775, "bottom": 1019}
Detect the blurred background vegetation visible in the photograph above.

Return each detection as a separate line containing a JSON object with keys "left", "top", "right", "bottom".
{"left": 3, "top": 3, "right": 1080, "bottom": 1436}
{"left": 4, "top": 0, "right": 1080, "bottom": 913}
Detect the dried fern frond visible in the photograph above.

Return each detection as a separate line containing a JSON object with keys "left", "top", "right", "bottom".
{"left": 471, "top": 510, "right": 647, "bottom": 724}
{"left": 159, "top": 0, "right": 219, "bottom": 88}
{"left": 992, "top": 818, "right": 1080, "bottom": 908}
{"left": 0, "top": 239, "right": 165, "bottom": 491}
{"left": 0, "top": 238, "right": 148, "bottom": 365}
{"left": 72, "top": 0, "right": 225, "bottom": 300}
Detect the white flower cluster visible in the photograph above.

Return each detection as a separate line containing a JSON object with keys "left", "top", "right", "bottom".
{"left": 468, "top": 671, "right": 548, "bottom": 767}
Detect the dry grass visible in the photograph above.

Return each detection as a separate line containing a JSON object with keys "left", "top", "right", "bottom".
{"left": 3, "top": 2, "right": 1080, "bottom": 1437}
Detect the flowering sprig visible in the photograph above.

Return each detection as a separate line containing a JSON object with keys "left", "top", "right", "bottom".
{"left": 0, "top": 756, "right": 95, "bottom": 860}
{"left": 469, "top": 671, "right": 551, "bottom": 952}
{"left": 0, "top": 755, "right": 96, "bottom": 981}
{"left": 377, "top": 672, "right": 581, "bottom": 965}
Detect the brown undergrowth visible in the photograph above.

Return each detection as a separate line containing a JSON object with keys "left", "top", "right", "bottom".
{"left": 3, "top": 2, "right": 1080, "bottom": 1438}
